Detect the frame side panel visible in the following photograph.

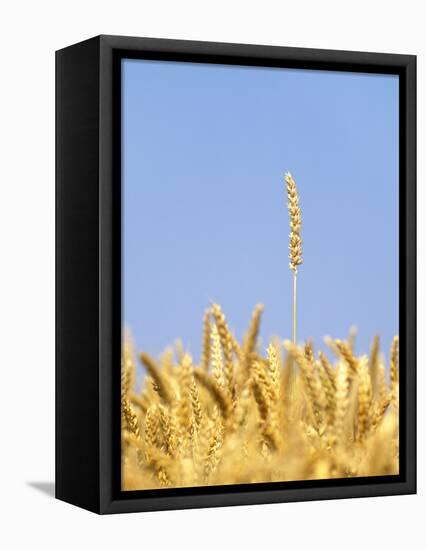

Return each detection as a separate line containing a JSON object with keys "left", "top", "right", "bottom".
{"left": 55, "top": 37, "right": 101, "bottom": 513}
{"left": 98, "top": 37, "right": 119, "bottom": 513}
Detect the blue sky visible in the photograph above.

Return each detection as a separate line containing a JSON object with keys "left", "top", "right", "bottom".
{"left": 122, "top": 59, "right": 399, "bottom": 364}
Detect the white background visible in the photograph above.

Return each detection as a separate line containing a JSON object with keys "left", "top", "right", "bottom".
{"left": 0, "top": 1, "right": 423, "bottom": 548}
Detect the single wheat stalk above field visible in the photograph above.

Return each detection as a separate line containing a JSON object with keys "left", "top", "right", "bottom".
{"left": 121, "top": 171, "right": 398, "bottom": 490}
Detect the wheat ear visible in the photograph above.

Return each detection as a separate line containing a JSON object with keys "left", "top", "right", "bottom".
{"left": 285, "top": 172, "right": 302, "bottom": 346}
{"left": 140, "top": 352, "right": 174, "bottom": 405}
{"left": 122, "top": 397, "right": 140, "bottom": 438}
{"left": 201, "top": 309, "right": 212, "bottom": 371}
{"left": 390, "top": 335, "right": 399, "bottom": 385}
{"left": 241, "top": 303, "right": 264, "bottom": 374}
{"left": 211, "top": 303, "right": 234, "bottom": 395}
{"left": 193, "top": 369, "right": 232, "bottom": 420}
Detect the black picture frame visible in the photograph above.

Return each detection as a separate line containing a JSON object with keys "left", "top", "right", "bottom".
{"left": 56, "top": 35, "right": 416, "bottom": 514}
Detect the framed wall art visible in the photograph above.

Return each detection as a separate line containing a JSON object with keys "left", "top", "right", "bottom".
{"left": 56, "top": 35, "right": 416, "bottom": 514}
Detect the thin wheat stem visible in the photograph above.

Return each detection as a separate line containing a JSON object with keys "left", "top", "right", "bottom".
{"left": 293, "top": 270, "right": 297, "bottom": 345}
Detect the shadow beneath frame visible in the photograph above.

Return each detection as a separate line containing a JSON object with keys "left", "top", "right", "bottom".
{"left": 27, "top": 481, "right": 55, "bottom": 498}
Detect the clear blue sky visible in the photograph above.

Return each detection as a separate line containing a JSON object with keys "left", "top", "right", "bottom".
{"left": 122, "top": 59, "right": 399, "bottom": 364}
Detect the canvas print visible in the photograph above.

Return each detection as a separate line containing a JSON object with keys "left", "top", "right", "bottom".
{"left": 121, "top": 59, "right": 399, "bottom": 491}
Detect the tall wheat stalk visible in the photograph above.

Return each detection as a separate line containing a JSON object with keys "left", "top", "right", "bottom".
{"left": 121, "top": 170, "right": 399, "bottom": 491}
{"left": 285, "top": 172, "right": 302, "bottom": 345}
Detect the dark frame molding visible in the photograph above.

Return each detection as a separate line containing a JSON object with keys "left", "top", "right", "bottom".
{"left": 56, "top": 35, "right": 416, "bottom": 514}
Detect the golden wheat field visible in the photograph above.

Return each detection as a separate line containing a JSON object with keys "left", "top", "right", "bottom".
{"left": 122, "top": 173, "right": 399, "bottom": 490}
{"left": 121, "top": 303, "right": 399, "bottom": 490}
